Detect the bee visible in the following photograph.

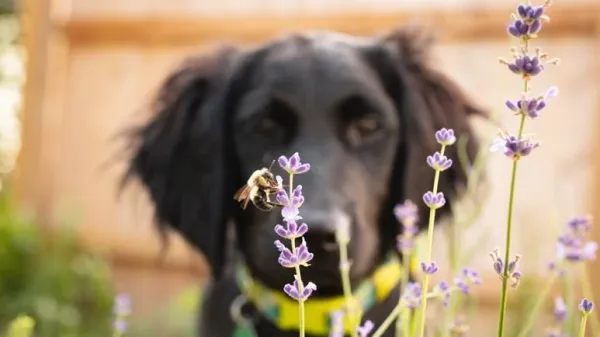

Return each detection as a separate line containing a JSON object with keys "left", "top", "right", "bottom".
{"left": 233, "top": 164, "right": 282, "bottom": 212}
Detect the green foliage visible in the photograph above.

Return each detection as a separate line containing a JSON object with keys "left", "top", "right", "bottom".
{"left": 0, "top": 187, "right": 115, "bottom": 337}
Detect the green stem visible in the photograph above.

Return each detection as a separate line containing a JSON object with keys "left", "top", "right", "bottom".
{"left": 442, "top": 296, "right": 458, "bottom": 337}
{"left": 443, "top": 217, "right": 461, "bottom": 337}
{"left": 339, "top": 237, "right": 360, "bottom": 337}
{"left": 289, "top": 174, "right": 306, "bottom": 337}
{"left": 372, "top": 292, "right": 441, "bottom": 337}
{"left": 580, "top": 315, "right": 589, "bottom": 337}
{"left": 372, "top": 305, "right": 406, "bottom": 337}
{"left": 403, "top": 310, "right": 411, "bottom": 337}
{"left": 396, "top": 253, "right": 412, "bottom": 337}
{"left": 515, "top": 273, "right": 557, "bottom": 337}
{"left": 416, "top": 145, "right": 447, "bottom": 337}
{"left": 566, "top": 270, "right": 577, "bottom": 336}
{"left": 580, "top": 263, "right": 600, "bottom": 336}
{"left": 410, "top": 311, "right": 418, "bottom": 337}
{"left": 496, "top": 75, "right": 528, "bottom": 337}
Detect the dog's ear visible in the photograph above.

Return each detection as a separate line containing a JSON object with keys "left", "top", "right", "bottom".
{"left": 365, "top": 26, "right": 487, "bottom": 235}
{"left": 123, "top": 47, "right": 243, "bottom": 279}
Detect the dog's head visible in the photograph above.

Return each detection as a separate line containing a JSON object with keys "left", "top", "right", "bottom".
{"left": 124, "top": 27, "right": 485, "bottom": 295}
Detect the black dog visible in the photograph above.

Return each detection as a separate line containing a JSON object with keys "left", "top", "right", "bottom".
{"left": 123, "top": 26, "right": 485, "bottom": 337}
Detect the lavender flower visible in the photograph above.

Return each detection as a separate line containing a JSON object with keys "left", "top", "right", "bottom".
{"left": 275, "top": 238, "right": 314, "bottom": 268}
{"left": 284, "top": 279, "right": 317, "bottom": 301}
{"left": 276, "top": 186, "right": 304, "bottom": 222}
{"left": 454, "top": 268, "right": 482, "bottom": 295}
{"left": 394, "top": 200, "right": 419, "bottom": 225}
{"left": 427, "top": 152, "right": 453, "bottom": 171}
{"left": 549, "top": 215, "right": 598, "bottom": 273}
{"left": 507, "top": 3, "right": 547, "bottom": 38}
{"left": 395, "top": 200, "right": 419, "bottom": 254}
{"left": 329, "top": 311, "right": 344, "bottom": 337}
{"left": 402, "top": 282, "right": 422, "bottom": 309}
{"left": 113, "top": 293, "right": 131, "bottom": 336}
{"left": 554, "top": 297, "right": 567, "bottom": 322}
{"left": 357, "top": 320, "right": 375, "bottom": 337}
{"left": 274, "top": 152, "right": 316, "bottom": 316}
{"left": 423, "top": 191, "right": 446, "bottom": 209}
{"left": 278, "top": 152, "right": 311, "bottom": 175}
{"left": 434, "top": 281, "right": 452, "bottom": 307}
{"left": 414, "top": 127, "right": 456, "bottom": 337}
{"left": 504, "top": 55, "right": 543, "bottom": 77}
{"left": 420, "top": 261, "right": 439, "bottom": 275}
{"left": 449, "top": 317, "right": 470, "bottom": 337}
{"left": 114, "top": 294, "right": 131, "bottom": 316}
{"left": 274, "top": 221, "right": 308, "bottom": 240}
{"left": 435, "top": 128, "right": 457, "bottom": 146}
{"left": 490, "top": 129, "right": 540, "bottom": 159}
{"left": 505, "top": 86, "right": 559, "bottom": 119}
{"left": 496, "top": 2, "right": 556, "bottom": 337}
{"left": 490, "top": 249, "right": 522, "bottom": 288}
{"left": 579, "top": 298, "right": 594, "bottom": 315}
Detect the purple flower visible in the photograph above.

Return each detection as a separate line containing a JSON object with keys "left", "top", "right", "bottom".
{"left": 552, "top": 215, "right": 598, "bottom": 266}
{"left": 357, "top": 320, "right": 375, "bottom": 337}
{"left": 435, "top": 128, "right": 456, "bottom": 146}
{"left": 516, "top": 4, "right": 545, "bottom": 21}
{"left": 505, "top": 86, "right": 559, "bottom": 119}
{"left": 113, "top": 320, "right": 127, "bottom": 334}
{"left": 505, "top": 55, "right": 543, "bottom": 78}
{"left": 554, "top": 297, "right": 567, "bottom": 322}
{"left": 423, "top": 191, "right": 446, "bottom": 209}
{"left": 328, "top": 311, "right": 344, "bottom": 337}
{"left": 449, "top": 318, "right": 470, "bottom": 337}
{"left": 490, "top": 130, "right": 540, "bottom": 159}
{"left": 427, "top": 152, "right": 453, "bottom": 171}
{"left": 394, "top": 200, "right": 419, "bottom": 225}
{"left": 275, "top": 239, "right": 314, "bottom": 268}
{"left": 462, "top": 268, "right": 482, "bottom": 285}
{"left": 567, "top": 215, "right": 593, "bottom": 233}
{"left": 402, "top": 282, "right": 422, "bottom": 309}
{"left": 453, "top": 268, "right": 481, "bottom": 295}
{"left": 283, "top": 280, "right": 317, "bottom": 301}
{"left": 276, "top": 186, "right": 305, "bottom": 223}
{"left": 435, "top": 281, "right": 452, "bottom": 307}
{"left": 395, "top": 200, "right": 419, "bottom": 254}
{"left": 113, "top": 294, "right": 131, "bottom": 335}
{"left": 397, "top": 236, "right": 415, "bottom": 254}
{"left": 113, "top": 294, "right": 131, "bottom": 316}
{"left": 275, "top": 221, "right": 308, "bottom": 240}
{"left": 489, "top": 249, "right": 522, "bottom": 288}
{"left": 278, "top": 152, "right": 311, "bottom": 175}
{"left": 420, "top": 261, "right": 439, "bottom": 275}
{"left": 507, "top": 19, "right": 530, "bottom": 38}
{"left": 579, "top": 298, "right": 594, "bottom": 315}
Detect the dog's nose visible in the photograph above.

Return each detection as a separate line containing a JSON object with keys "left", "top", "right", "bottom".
{"left": 298, "top": 209, "right": 350, "bottom": 252}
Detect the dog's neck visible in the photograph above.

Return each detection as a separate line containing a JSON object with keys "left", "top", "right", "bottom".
{"left": 232, "top": 252, "right": 416, "bottom": 336}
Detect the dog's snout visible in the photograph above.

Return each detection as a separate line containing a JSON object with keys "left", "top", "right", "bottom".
{"left": 298, "top": 209, "right": 351, "bottom": 252}
{"left": 302, "top": 228, "right": 338, "bottom": 252}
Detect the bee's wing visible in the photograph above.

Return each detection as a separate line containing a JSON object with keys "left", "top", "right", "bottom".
{"left": 233, "top": 185, "right": 250, "bottom": 201}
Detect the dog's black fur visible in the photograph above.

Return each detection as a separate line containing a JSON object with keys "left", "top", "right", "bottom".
{"left": 123, "top": 26, "right": 485, "bottom": 337}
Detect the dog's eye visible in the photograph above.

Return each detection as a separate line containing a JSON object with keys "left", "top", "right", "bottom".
{"left": 346, "top": 113, "right": 383, "bottom": 145}
{"left": 253, "top": 116, "right": 279, "bottom": 135}
{"left": 337, "top": 95, "right": 384, "bottom": 147}
{"left": 249, "top": 99, "right": 296, "bottom": 144}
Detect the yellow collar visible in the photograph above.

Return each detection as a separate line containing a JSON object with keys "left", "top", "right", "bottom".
{"left": 235, "top": 254, "right": 416, "bottom": 336}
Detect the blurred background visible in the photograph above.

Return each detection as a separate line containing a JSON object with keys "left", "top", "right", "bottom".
{"left": 2, "top": 0, "right": 600, "bottom": 336}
